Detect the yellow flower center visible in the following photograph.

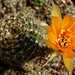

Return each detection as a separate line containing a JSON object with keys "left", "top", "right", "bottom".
{"left": 57, "top": 29, "right": 72, "bottom": 49}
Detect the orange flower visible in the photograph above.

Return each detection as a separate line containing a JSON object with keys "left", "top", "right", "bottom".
{"left": 42, "top": 2, "right": 75, "bottom": 73}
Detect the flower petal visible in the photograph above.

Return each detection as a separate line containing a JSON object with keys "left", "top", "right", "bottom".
{"left": 44, "top": 40, "right": 58, "bottom": 50}
{"left": 44, "top": 40, "right": 52, "bottom": 47}
{"left": 62, "top": 50, "right": 74, "bottom": 58}
{"left": 61, "top": 16, "right": 74, "bottom": 30}
{"left": 63, "top": 55, "right": 73, "bottom": 73}
{"left": 69, "top": 21, "right": 75, "bottom": 32}
{"left": 72, "top": 35, "right": 75, "bottom": 49}
{"left": 47, "top": 31, "right": 56, "bottom": 44}
{"left": 52, "top": 2, "right": 62, "bottom": 22}
{"left": 48, "top": 26, "right": 52, "bottom": 33}
{"left": 51, "top": 17, "right": 61, "bottom": 35}
{"left": 40, "top": 21, "right": 50, "bottom": 32}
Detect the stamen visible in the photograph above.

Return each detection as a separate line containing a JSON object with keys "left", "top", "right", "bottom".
{"left": 56, "top": 29, "right": 72, "bottom": 49}
{"left": 60, "top": 30, "right": 65, "bottom": 34}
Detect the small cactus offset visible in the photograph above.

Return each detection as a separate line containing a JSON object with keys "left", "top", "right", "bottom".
{"left": 29, "top": 0, "right": 48, "bottom": 7}
{"left": 0, "top": 12, "right": 47, "bottom": 66}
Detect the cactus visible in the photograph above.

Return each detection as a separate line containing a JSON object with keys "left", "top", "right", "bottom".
{"left": 0, "top": 11, "right": 47, "bottom": 67}
{"left": 33, "top": 0, "right": 48, "bottom": 7}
